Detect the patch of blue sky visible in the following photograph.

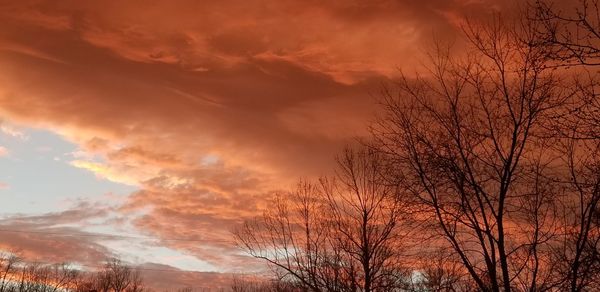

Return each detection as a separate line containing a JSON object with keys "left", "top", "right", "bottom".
{"left": 0, "top": 127, "right": 137, "bottom": 216}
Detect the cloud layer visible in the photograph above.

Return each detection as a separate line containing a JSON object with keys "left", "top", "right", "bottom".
{"left": 0, "top": 0, "right": 508, "bottom": 286}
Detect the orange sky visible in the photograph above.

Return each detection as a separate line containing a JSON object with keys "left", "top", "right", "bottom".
{"left": 0, "top": 0, "right": 509, "bottom": 289}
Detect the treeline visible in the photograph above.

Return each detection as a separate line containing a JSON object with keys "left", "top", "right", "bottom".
{"left": 234, "top": 1, "right": 600, "bottom": 292}
{"left": 0, "top": 252, "right": 299, "bottom": 292}
{"left": 0, "top": 253, "right": 146, "bottom": 292}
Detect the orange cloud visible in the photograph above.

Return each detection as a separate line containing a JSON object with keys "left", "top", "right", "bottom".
{"left": 0, "top": 0, "right": 511, "bottom": 280}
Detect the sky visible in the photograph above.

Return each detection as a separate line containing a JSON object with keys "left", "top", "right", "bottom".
{"left": 0, "top": 0, "right": 507, "bottom": 289}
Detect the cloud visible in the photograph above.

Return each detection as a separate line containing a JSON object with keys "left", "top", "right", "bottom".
{"left": 0, "top": 206, "right": 248, "bottom": 290}
{"left": 0, "top": 146, "right": 7, "bottom": 157}
{"left": 0, "top": 204, "right": 116, "bottom": 264}
{"left": 0, "top": 0, "right": 513, "bottom": 281}
{"left": 69, "top": 159, "right": 144, "bottom": 186}
{"left": 0, "top": 120, "right": 27, "bottom": 140}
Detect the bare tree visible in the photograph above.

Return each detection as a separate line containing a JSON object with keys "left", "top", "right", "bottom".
{"left": 235, "top": 181, "right": 330, "bottom": 291}
{"left": 235, "top": 148, "right": 409, "bottom": 291}
{"left": 44, "top": 263, "right": 80, "bottom": 292}
{"left": 532, "top": 0, "right": 600, "bottom": 66}
{"left": 547, "top": 134, "right": 600, "bottom": 291}
{"left": 69, "top": 258, "right": 146, "bottom": 292}
{"left": 0, "top": 253, "right": 20, "bottom": 292}
{"left": 95, "top": 267, "right": 114, "bottom": 292}
{"left": 91, "top": 258, "right": 145, "bottom": 292}
{"left": 320, "top": 148, "right": 410, "bottom": 292}
{"left": 529, "top": 2, "right": 600, "bottom": 290}
{"left": 370, "top": 14, "right": 569, "bottom": 291}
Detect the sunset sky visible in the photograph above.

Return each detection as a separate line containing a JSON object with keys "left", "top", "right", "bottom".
{"left": 0, "top": 0, "right": 506, "bottom": 289}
